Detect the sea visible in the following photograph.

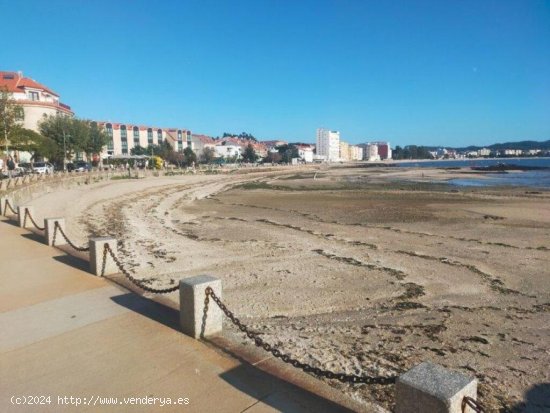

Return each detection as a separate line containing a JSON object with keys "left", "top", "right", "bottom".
{"left": 394, "top": 158, "right": 550, "bottom": 189}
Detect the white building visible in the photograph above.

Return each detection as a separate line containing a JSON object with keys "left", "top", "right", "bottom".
{"left": 478, "top": 148, "right": 491, "bottom": 157}
{"left": 316, "top": 128, "right": 340, "bottom": 161}
{"left": 215, "top": 144, "right": 241, "bottom": 159}
{"left": 365, "top": 144, "right": 380, "bottom": 161}
{"left": 97, "top": 123, "right": 191, "bottom": 158}
{"left": 298, "top": 147, "right": 313, "bottom": 163}
{"left": 350, "top": 145, "right": 363, "bottom": 161}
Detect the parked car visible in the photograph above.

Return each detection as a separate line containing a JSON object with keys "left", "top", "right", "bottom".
{"left": 73, "top": 161, "right": 92, "bottom": 172}
{"left": 32, "top": 162, "right": 54, "bottom": 174}
{"left": 17, "top": 163, "right": 33, "bottom": 175}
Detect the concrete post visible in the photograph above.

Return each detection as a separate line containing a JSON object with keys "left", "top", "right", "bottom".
{"left": 395, "top": 362, "right": 477, "bottom": 413}
{"left": 0, "top": 196, "right": 10, "bottom": 215}
{"left": 44, "top": 218, "right": 66, "bottom": 246}
{"left": 89, "top": 237, "right": 117, "bottom": 276}
{"left": 179, "top": 275, "right": 222, "bottom": 338}
{"left": 18, "top": 205, "right": 34, "bottom": 228}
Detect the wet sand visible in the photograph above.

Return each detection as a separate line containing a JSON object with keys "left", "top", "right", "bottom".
{"left": 29, "top": 166, "right": 550, "bottom": 411}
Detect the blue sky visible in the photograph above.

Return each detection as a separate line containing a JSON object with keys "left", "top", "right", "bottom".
{"left": 1, "top": 0, "right": 549, "bottom": 147}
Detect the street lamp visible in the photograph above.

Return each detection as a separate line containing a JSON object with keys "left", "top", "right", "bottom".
{"left": 62, "top": 130, "right": 70, "bottom": 171}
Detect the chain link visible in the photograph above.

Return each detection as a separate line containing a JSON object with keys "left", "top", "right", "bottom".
{"left": 3, "top": 199, "right": 18, "bottom": 216}
{"left": 53, "top": 221, "right": 90, "bottom": 251}
{"left": 103, "top": 244, "right": 179, "bottom": 294}
{"left": 462, "top": 396, "right": 486, "bottom": 413}
{"left": 204, "top": 287, "right": 397, "bottom": 385}
{"left": 24, "top": 209, "right": 45, "bottom": 231}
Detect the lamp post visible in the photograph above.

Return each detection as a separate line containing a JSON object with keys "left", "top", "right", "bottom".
{"left": 3, "top": 104, "right": 8, "bottom": 171}
{"left": 62, "top": 131, "right": 71, "bottom": 171}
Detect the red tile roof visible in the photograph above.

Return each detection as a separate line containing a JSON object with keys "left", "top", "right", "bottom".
{"left": 0, "top": 71, "right": 59, "bottom": 96}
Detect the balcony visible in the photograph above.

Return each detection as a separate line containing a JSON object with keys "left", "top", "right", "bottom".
{"left": 18, "top": 99, "right": 73, "bottom": 114}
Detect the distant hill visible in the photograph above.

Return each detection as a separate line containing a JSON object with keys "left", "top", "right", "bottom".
{"left": 420, "top": 140, "right": 549, "bottom": 152}
{"left": 450, "top": 139, "right": 550, "bottom": 152}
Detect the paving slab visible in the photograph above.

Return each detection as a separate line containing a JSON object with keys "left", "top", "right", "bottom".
{"left": 0, "top": 221, "right": 105, "bottom": 312}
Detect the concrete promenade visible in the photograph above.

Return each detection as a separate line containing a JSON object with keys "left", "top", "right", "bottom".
{"left": 0, "top": 216, "right": 372, "bottom": 412}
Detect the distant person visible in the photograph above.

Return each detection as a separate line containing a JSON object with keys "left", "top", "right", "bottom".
{"left": 7, "top": 156, "right": 16, "bottom": 178}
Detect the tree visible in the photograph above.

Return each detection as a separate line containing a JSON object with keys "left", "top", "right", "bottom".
{"left": 157, "top": 140, "right": 174, "bottom": 159}
{"left": 200, "top": 147, "right": 216, "bottom": 164}
{"left": 264, "top": 151, "right": 282, "bottom": 164}
{"left": 84, "top": 121, "right": 109, "bottom": 158}
{"left": 131, "top": 145, "right": 148, "bottom": 156}
{"left": 38, "top": 114, "right": 81, "bottom": 165}
{"left": 182, "top": 146, "right": 197, "bottom": 167}
{"left": 392, "top": 145, "right": 433, "bottom": 160}
{"left": 38, "top": 115, "right": 109, "bottom": 166}
{"left": 242, "top": 143, "right": 258, "bottom": 163}
{"left": 131, "top": 144, "right": 163, "bottom": 157}
{"left": 9, "top": 128, "right": 54, "bottom": 161}
{"left": 276, "top": 144, "right": 299, "bottom": 163}
{"left": 222, "top": 131, "right": 257, "bottom": 142}
{"left": 0, "top": 87, "right": 25, "bottom": 155}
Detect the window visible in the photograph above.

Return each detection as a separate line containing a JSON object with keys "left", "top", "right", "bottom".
{"left": 28, "top": 91, "right": 39, "bottom": 101}
{"left": 106, "top": 123, "right": 114, "bottom": 151}
{"left": 157, "top": 129, "right": 163, "bottom": 144}
{"left": 177, "top": 130, "right": 183, "bottom": 152}
{"left": 121, "top": 126, "right": 127, "bottom": 154}
{"left": 147, "top": 128, "right": 153, "bottom": 146}
{"left": 133, "top": 127, "right": 140, "bottom": 146}
{"left": 186, "top": 131, "right": 192, "bottom": 148}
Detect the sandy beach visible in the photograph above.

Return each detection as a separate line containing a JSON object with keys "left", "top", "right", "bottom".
{"left": 26, "top": 165, "right": 550, "bottom": 411}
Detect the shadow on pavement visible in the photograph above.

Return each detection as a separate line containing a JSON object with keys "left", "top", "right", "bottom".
{"left": 53, "top": 254, "right": 90, "bottom": 273}
{"left": 110, "top": 292, "right": 181, "bottom": 333}
{"left": 1, "top": 216, "right": 20, "bottom": 227}
{"left": 21, "top": 231, "right": 45, "bottom": 243}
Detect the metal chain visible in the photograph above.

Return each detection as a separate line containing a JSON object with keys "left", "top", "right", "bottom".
{"left": 103, "top": 244, "right": 179, "bottom": 294}
{"left": 24, "top": 209, "right": 45, "bottom": 231}
{"left": 4, "top": 199, "right": 18, "bottom": 216}
{"left": 462, "top": 396, "right": 486, "bottom": 413}
{"left": 204, "top": 287, "right": 397, "bottom": 385}
{"left": 53, "top": 221, "right": 90, "bottom": 252}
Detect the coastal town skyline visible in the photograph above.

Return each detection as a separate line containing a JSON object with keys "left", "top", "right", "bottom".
{"left": 1, "top": 1, "right": 549, "bottom": 148}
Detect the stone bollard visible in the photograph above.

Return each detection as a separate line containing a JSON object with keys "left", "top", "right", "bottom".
{"left": 89, "top": 237, "right": 117, "bottom": 276}
{"left": 18, "top": 205, "right": 34, "bottom": 228}
{"left": 395, "top": 362, "right": 477, "bottom": 413}
{"left": 0, "top": 196, "right": 10, "bottom": 215}
{"left": 44, "top": 218, "right": 66, "bottom": 246}
{"left": 179, "top": 275, "right": 222, "bottom": 338}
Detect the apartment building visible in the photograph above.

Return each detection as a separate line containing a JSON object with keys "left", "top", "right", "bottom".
{"left": 316, "top": 128, "right": 340, "bottom": 161}
{"left": 96, "top": 122, "right": 192, "bottom": 157}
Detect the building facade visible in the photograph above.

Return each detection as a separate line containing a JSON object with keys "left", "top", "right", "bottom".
{"left": 350, "top": 145, "right": 363, "bottom": 161}
{"left": 373, "top": 142, "right": 391, "bottom": 160}
{"left": 97, "top": 122, "right": 192, "bottom": 158}
{"left": 0, "top": 71, "right": 73, "bottom": 132}
{"left": 339, "top": 141, "right": 350, "bottom": 161}
{"left": 316, "top": 128, "right": 340, "bottom": 161}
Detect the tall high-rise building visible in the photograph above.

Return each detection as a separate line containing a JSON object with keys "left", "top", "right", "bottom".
{"left": 316, "top": 128, "right": 340, "bottom": 161}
